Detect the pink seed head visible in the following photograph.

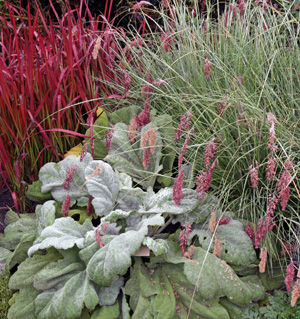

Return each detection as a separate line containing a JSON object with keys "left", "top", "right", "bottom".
{"left": 95, "top": 228, "right": 104, "bottom": 248}
{"left": 105, "top": 126, "right": 114, "bottom": 152}
{"left": 173, "top": 169, "right": 184, "bottom": 205}
{"left": 285, "top": 261, "right": 295, "bottom": 291}
{"left": 249, "top": 161, "right": 259, "bottom": 189}
{"left": 204, "top": 58, "right": 211, "bottom": 80}
{"left": 62, "top": 195, "right": 71, "bottom": 217}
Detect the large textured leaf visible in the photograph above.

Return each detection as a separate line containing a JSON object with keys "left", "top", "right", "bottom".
{"left": 91, "top": 303, "right": 120, "bottom": 319}
{"left": 117, "top": 173, "right": 145, "bottom": 211}
{"left": 2, "top": 214, "right": 37, "bottom": 250}
{"left": 106, "top": 122, "right": 163, "bottom": 189}
{"left": 142, "top": 237, "right": 168, "bottom": 256}
{"left": 97, "top": 276, "right": 124, "bottom": 306}
{"left": 33, "top": 248, "right": 85, "bottom": 290}
{"left": 85, "top": 109, "right": 109, "bottom": 160}
{"left": 101, "top": 209, "right": 137, "bottom": 224}
{"left": 7, "top": 287, "right": 41, "bottom": 319}
{"left": 28, "top": 218, "right": 94, "bottom": 256}
{"left": 39, "top": 153, "right": 93, "bottom": 203}
{"left": 6, "top": 240, "right": 34, "bottom": 269}
{"left": 87, "top": 214, "right": 164, "bottom": 286}
{"left": 9, "top": 249, "right": 62, "bottom": 290}
{"left": 85, "top": 160, "right": 119, "bottom": 216}
{"left": 139, "top": 187, "right": 199, "bottom": 215}
{"left": 189, "top": 219, "right": 258, "bottom": 267}
{"left": 26, "top": 180, "right": 53, "bottom": 203}
{"left": 125, "top": 258, "right": 230, "bottom": 319}
{"left": 109, "top": 105, "right": 140, "bottom": 125}
{"left": 154, "top": 113, "right": 176, "bottom": 187}
{"left": 35, "top": 271, "right": 99, "bottom": 319}
{"left": 150, "top": 241, "right": 265, "bottom": 307}
{"left": 183, "top": 247, "right": 264, "bottom": 306}
{"left": 36, "top": 200, "right": 56, "bottom": 235}
{"left": 0, "top": 247, "right": 12, "bottom": 264}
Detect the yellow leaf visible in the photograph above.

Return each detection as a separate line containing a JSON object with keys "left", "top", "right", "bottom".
{"left": 64, "top": 143, "right": 83, "bottom": 158}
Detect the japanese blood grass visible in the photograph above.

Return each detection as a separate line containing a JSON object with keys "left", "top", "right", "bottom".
{"left": 0, "top": 0, "right": 123, "bottom": 211}
{"left": 96, "top": 0, "right": 300, "bottom": 266}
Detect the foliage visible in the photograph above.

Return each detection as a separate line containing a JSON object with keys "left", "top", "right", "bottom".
{"left": 242, "top": 290, "right": 300, "bottom": 319}
{"left": 0, "top": 109, "right": 266, "bottom": 318}
{"left": 0, "top": 266, "right": 13, "bottom": 319}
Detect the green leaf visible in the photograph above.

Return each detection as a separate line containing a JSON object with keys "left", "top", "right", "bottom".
{"left": 9, "top": 249, "right": 62, "bottom": 290}
{"left": 85, "top": 160, "right": 119, "bottom": 216}
{"left": 139, "top": 187, "right": 199, "bottom": 215}
{"left": 2, "top": 215, "right": 37, "bottom": 250}
{"left": 39, "top": 153, "right": 93, "bottom": 203}
{"left": 33, "top": 248, "right": 85, "bottom": 290}
{"left": 183, "top": 247, "right": 265, "bottom": 306}
{"left": 7, "top": 287, "right": 41, "bottom": 319}
{"left": 189, "top": 219, "right": 258, "bottom": 267}
{"left": 121, "top": 288, "right": 131, "bottom": 319}
{"left": 87, "top": 214, "right": 164, "bottom": 286}
{"left": 97, "top": 276, "right": 124, "bottom": 306}
{"left": 116, "top": 173, "right": 146, "bottom": 211}
{"left": 26, "top": 180, "right": 53, "bottom": 202}
{"left": 125, "top": 258, "right": 230, "bottom": 319}
{"left": 101, "top": 209, "right": 139, "bottom": 225}
{"left": 36, "top": 200, "right": 56, "bottom": 235}
{"left": 142, "top": 237, "right": 168, "bottom": 256}
{"left": 154, "top": 113, "right": 176, "bottom": 186}
{"left": 0, "top": 247, "right": 12, "bottom": 264}
{"left": 91, "top": 303, "right": 120, "bottom": 319}
{"left": 6, "top": 240, "right": 34, "bottom": 269}
{"left": 106, "top": 122, "right": 163, "bottom": 189}
{"left": 109, "top": 105, "right": 140, "bottom": 125}
{"left": 36, "top": 271, "right": 98, "bottom": 319}
{"left": 4, "top": 209, "right": 22, "bottom": 225}
{"left": 28, "top": 218, "right": 94, "bottom": 256}
{"left": 85, "top": 108, "right": 109, "bottom": 160}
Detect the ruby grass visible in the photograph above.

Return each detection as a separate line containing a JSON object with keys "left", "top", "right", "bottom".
{"left": 0, "top": 0, "right": 124, "bottom": 210}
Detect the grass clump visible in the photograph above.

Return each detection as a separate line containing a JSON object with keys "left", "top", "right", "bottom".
{"left": 98, "top": 0, "right": 300, "bottom": 266}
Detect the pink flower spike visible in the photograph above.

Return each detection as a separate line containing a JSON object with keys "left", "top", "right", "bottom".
{"left": 132, "top": 1, "right": 152, "bottom": 13}
{"left": 136, "top": 98, "right": 151, "bottom": 126}
{"left": 62, "top": 195, "right": 71, "bottom": 217}
{"left": 87, "top": 196, "right": 93, "bottom": 216}
{"left": 63, "top": 166, "right": 77, "bottom": 190}
{"left": 179, "top": 223, "right": 192, "bottom": 256}
{"left": 285, "top": 261, "right": 295, "bottom": 291}
{"left": 218, "top": 217, "right": 231, "bottom": 225}
{"left": 95, "top": 228, "right": 104, "bottom": 248}
{"left": 267, "top": 194, "right": 278, "bottom": 218}
{"left": 123, "top": 73, "right": 131, "bottom": 97}
{"left": 204, "top": 138, "right": 217, "bottom": 170}
{"left": 143, "top": 148, "right": 151, "bottom": 169}
{"left": 105, "top": 126, "right": 114, "bottom": 152}
{"left": 267, "top": 112, "right": 277, "bottom": 125}
{"left": 266, "top": 154, "right": 276, "bottom": 181}
{"left": 178, "top": 133, "right": 190, "bottom": 169}
{"left": 173, "top": 169, "right": 184, "bottom": 205}
{"left": 174, "top": 109, "right": 193, "bottom": 143}
{"left": 246, "top": 222, "right": 255, "bottom": 244}
{"left": 204, "top": 58, "right": 211, "bottom": 80}
{"left": 80, "top": 144, "right": 88, "bottom": 162}
{"left": 277, "top": 159, "right": 293, "bottom": 211}
{"left": 237, "top": 0, "right": 245, "bottom": 15}
{"left": 249, "top": 161, "right": 259, "bottom": 189}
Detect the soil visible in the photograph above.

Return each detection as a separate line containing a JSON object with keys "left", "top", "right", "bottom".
{"left": 0, "top": 188, "right": 15, "bottom": 234}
